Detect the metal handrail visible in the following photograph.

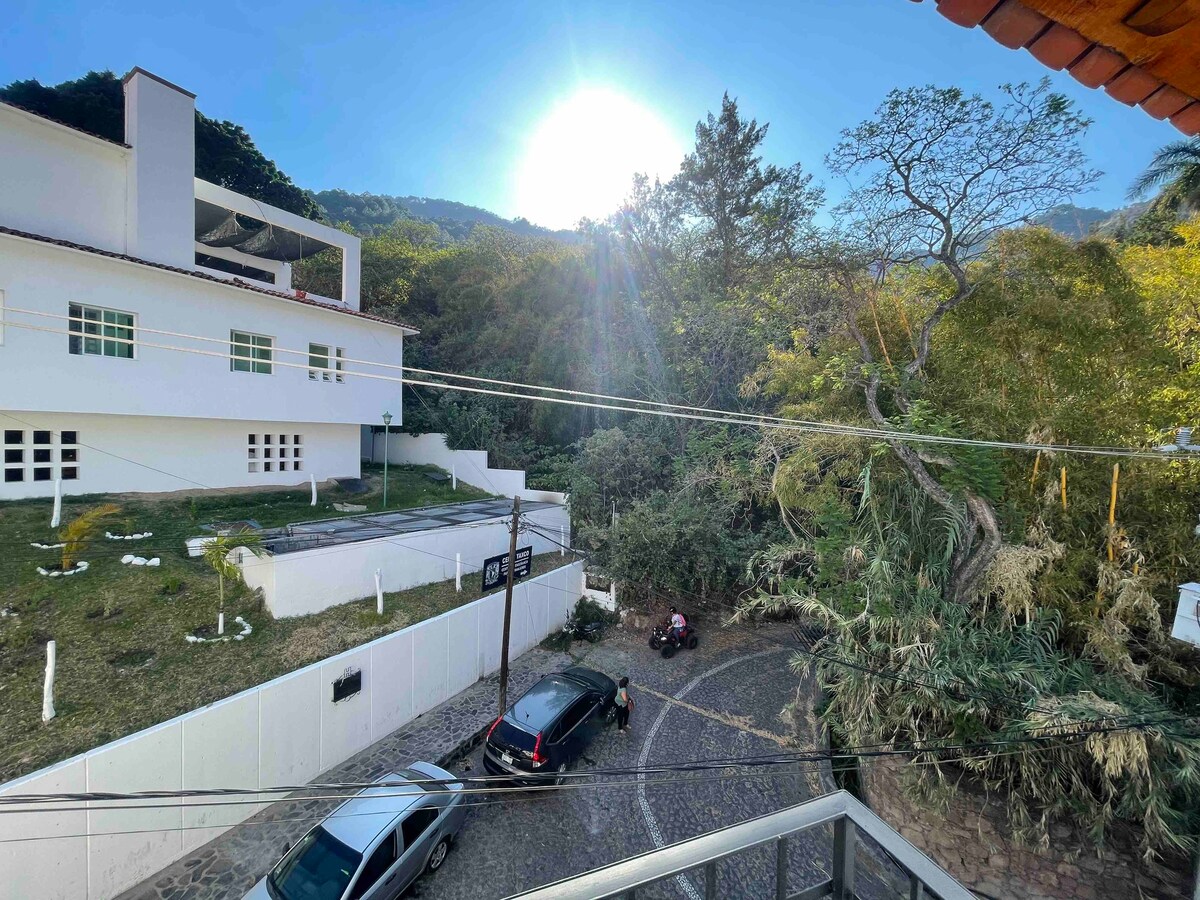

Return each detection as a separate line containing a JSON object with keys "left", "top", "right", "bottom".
{"left": 503, "top": 790, "right": 973, "bottom": 900}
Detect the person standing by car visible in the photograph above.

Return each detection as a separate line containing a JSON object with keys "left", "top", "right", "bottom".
{"left": 614, "top": 677, "right": 634, "bottom": 734}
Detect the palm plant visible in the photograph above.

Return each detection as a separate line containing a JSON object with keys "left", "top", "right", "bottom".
{"left": 200, "top": 532, "right": 262, "bottom": 634}
{"left": 59, "top": 503, "right": 120, "bottom": 570}
{"left": 1130, "top": 137, "right": 1200, "bottom": 212}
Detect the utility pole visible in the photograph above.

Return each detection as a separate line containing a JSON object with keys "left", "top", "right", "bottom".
{"left": 498, "top": 495, "right": 521, "bottom": 716}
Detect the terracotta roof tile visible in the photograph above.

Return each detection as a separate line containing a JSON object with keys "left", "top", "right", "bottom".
{"left": 1104, "top": 67, "right": 1162, "bottom": 106}
{"left": 1068, "top": 46, "right": 1127, "bottom": 89}
{"left": 981, "top": 0, "right": 1049, "bottom": 49}
{"left": 0, "top": 100, "right": 131, "bottom": 148}
{"left": 935, "top": 0, "right": 1002, "bottom": 28}
{"left": 0, "top": 225, "right": 418, "bottom": 334}
{"left": 1027, "top": 23, "right": 1091, "bottom": 70}
{"left": 1169, "top": 102, "right": 1200, "bottom": 137}
{"left": 1141, "top": 85, "right": 1194, "bottom": 120}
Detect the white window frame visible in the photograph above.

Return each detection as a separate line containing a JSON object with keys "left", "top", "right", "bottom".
{"left": 335, "top": 347, "right": 345, "bottom": 384}
{"left": 231, "top": 330, "right": 273, "bottom": 375}
{"left": 308, "top": 342, "right": 331, "bottom": 381}
{"left": 69, "top": 302, "right": 136, "bottom": 360}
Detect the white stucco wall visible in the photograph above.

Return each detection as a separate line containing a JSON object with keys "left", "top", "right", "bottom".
{"left": 242, "top": 503, "right": 572, "bottom": 617}
{"left": 373, "top": 432, "right": 567, "bottom": 503}
{"left": 0, "top": 562, "right": 583, "bottom": 900}
{"left": 0, "top": 236, "right": 407, "bottom": 428}
{"left": 0, "top": 412, "right": 360, "bottom": 500}
{"left": 0, "top": 105, "right": 129, "bottom": 253}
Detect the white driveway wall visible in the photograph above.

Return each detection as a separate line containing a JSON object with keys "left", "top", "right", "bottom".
{"left": 373, "top": 432, "right": 567, "bottom": 503}
{"left": 0, "top": 561, "right": 583, "bottom": 900}
{"left": 0, "top": 237, "right": 407, "bottom": 428}
{"left": 252, "top": 504, "right": 571, "bottom": 618}
{"left": 0, "top": 412, "right": 359, "bottom": 500}
{"left": 0, "top": 106, "right": 128, "bottom": 253}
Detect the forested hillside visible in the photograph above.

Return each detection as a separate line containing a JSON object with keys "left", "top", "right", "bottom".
{"left": 311, "top": 189, "right": 578, "bottom": 241}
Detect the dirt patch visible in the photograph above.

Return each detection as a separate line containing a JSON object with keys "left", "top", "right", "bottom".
{"left": 109, "top": 649, "right": 156, "bottom": 670}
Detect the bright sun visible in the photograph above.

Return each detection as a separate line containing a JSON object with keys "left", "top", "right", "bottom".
{"left": 515, "top": 87, "right": 685, "bottom": 230}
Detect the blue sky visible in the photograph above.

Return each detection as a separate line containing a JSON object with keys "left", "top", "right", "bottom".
{"left": 4, "top": 0, "right": 1180, "bottom": 228}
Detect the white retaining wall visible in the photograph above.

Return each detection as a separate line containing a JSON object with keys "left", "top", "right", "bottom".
{"left": 241, "top": 503, "right": 572, "bottom": 618}
{"left": 0, "top": 561, "right": 584, "bottom": 900}
{"left": 371, "top": 432, "right": 567, "bottom": 504}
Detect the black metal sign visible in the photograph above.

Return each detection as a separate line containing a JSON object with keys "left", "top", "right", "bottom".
{"left": 332, "top": 667, "right": 362, "bottom": 703}
{"left": 482, "top": 546, "right": 532, "bottom": 592}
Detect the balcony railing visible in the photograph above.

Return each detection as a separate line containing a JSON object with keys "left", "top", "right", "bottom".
{"left": 504, "top": 790, "right": 973, "bottom": 900}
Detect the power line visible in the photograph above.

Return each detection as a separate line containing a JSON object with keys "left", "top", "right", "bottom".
{"left": 3, "top": 314, "right": 1191, "bottom": 460}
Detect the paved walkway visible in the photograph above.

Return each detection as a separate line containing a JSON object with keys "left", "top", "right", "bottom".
{"left": 117, "top": 647, "right": 572, "bottom": 900}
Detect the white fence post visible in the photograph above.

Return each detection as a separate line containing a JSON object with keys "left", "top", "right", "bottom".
{"left": 41, "top": 640, "right": 56, "bottom": 723}
{"left": 560, "top": 525, "right": 566, "bottom": 556}
{"left": 452, "top": 465, "right": 457, "bottom": 490}
{"left": 609, "top": 580, "right": 617, "bottom": 610}
{"left": 375, "top": 568, "right": 384, "bottom": 615}
{"left": 50, "top": 478, "right": 62, "bottom": 529}
{"left": 310, "top": 474, "right": 318, "bottom": 507}
{"left": 455, "top": 553, "right": 462, "bottom": 592}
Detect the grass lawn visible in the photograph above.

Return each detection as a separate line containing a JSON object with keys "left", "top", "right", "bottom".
{"left": 0, "top": 464, "right": 572, "bottom": 782}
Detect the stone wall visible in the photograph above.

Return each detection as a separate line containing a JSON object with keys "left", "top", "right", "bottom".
{"left": 859, "top": 757, "right": 1189, "bottom": 899}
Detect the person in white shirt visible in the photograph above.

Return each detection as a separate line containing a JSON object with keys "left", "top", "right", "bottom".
{"left": 669, "top": 607, "right": 687, "bottom": 641}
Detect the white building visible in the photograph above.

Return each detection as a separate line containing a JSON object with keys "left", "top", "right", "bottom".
{"left": 0, "top": 67, "right": 415, "bottom": 500}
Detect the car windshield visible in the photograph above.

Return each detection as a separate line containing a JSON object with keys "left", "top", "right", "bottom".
{"left": 267, "top": 826, "right": 362, "bottom": 900}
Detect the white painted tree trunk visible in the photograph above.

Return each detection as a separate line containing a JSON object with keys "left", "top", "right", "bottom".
{"left": 560, "top": 525, "right": 566, "bottom": 556}
{"left": 42, "top": 641, "right": 56, "bottom": 723}
{"left": 310, "top": 474, "right": 317, "bottom": 506}
{"left": 218, "top": 611, "right": 225, "bottom": 635}
{"left": 455, "top": 553, "right": 462, "bottom": 592}
{"left": 375, "top": 568, "right": 383, "bottom": 615}
{"left": 452, "top": 465, "right": 457, "bottom": 490}
{"left": 50, "top": 478, "right": 62, "bottom": 529}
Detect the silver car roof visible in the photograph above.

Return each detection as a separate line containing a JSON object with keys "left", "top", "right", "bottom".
{"left": 321, "top": 772, "right": 425, "bottom": 852}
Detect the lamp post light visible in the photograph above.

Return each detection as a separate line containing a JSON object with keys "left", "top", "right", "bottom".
{"left": 381, "top": 411, "right": 393, "bottom": 510}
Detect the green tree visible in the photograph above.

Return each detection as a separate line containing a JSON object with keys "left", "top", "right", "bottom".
{"left": 1, "top": 71, "right": 318, "bottom": 218}
{"left": 201, "top": 533, "right": 262, "bottom": 635}
{"left": 1130, "top": 137, "right": 1200, "bottom": 213}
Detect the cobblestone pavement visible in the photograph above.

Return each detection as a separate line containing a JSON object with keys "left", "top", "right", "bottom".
{"left": 116, "top": 647, "right": 573, "bottom": 900}
{"left": 409, "top": 624, "right": 903, "bottom": 900}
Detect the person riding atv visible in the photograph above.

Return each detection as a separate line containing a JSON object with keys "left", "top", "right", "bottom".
{"left": 649, "top": 608, "right": 699, "bottom": 658}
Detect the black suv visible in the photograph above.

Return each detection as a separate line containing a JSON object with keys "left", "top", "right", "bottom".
{"left": 483, "top": 667, "right": 617, "bottom": 785}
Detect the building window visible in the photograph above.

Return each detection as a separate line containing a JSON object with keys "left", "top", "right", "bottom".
{"left": 4, "top": 449, "right": 21, "bottom": 464}
{"left": 4, "top": 469, "right": 22, "bottom": 483}
{"left": 335, "top": 348, "right": 345, "bottom": 383}
{"left": 33, "top": 468, "right": 51, "bottom": 481}
{"left": 61, "top": 448, "right": 78, "bottom": 463}
{"left": 4, "top": 430, "right": 22, "bottom": 444}
{"left": 248, "top": 433, "right": 302, "bottom": 474}
{"left": 62, "top": 467, "right": 78, "bottom": 480}
{"left": 61, "top": 431, "right": 77, "bottom": 445}
{"left": 33, "top": 448, "right": 50, "bottom": 464}
{"left": 69, "top": 303, "right": 135, "bottom": 359}
{"left": 308, "top": 343, "right": 330, "bottom": 381}
{"left": 33, "top": 431, "right": 50, "bottom": 444}
{"left": 230, "top": 331, "right": 273, "bottom": 375}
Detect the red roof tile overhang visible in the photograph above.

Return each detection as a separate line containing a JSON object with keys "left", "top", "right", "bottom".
{"left": 916, "top": 0, "right": 1200, "bottom": 136}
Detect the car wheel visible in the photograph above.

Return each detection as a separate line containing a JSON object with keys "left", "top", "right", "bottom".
{"left": 554, "top": 761, "right": 569, "bottom": 786}
{"left": 427, "top": 837, "right": 450, "bottom": 873}
{"left": 603, "top": 704, "right": 617, "bottom": 724}
{"left": 687, "top": 635, "right": 699, "bottom": 650}
{"left": 587, "top": 629, "right": 601, "bottom": 643}
{"left": 661, "top": 643, "right": 676, "bottom": 659}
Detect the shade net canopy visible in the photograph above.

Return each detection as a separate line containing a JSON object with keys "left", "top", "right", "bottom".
{"left": 194, "top": 198, "right": 336, "bottom": 262}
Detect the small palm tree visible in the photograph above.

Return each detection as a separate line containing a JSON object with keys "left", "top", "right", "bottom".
{"left": 59, "top": 503, "right": 120, "bottom": 570}
{"left": 201, "top": 533, "right": 262, "bottom": 635}
{"left": 1130, "top": 137, "right": 1200, "bottom": 212}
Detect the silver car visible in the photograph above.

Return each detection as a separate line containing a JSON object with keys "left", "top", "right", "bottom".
{"left": 244, "top": 761, "right": 466, "bottom": 900}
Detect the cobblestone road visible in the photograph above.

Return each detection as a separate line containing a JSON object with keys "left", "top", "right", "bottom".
{"left": 409, "top": 625, "right": 901, "bottom": 900}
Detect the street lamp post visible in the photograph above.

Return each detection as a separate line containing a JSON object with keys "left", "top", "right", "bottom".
{"left": 381, "top": 411, "right": 393, "bottom": 510}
